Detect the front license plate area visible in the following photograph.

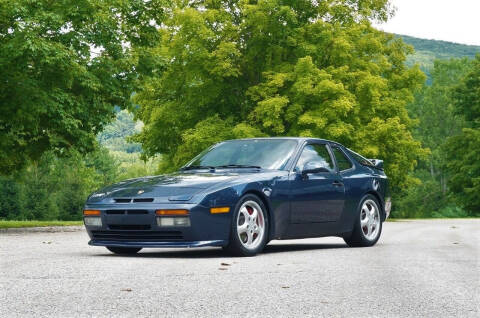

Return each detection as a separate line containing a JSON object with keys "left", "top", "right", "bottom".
{"left": 105, "top": 213, "right": 153, "bottom": 226}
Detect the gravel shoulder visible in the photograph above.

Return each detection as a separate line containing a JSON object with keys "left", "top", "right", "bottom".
{"left": 1, "top": 219, "right": 479, "bottom": 317}
{"left": 0, "top": 226, "right": 84, "bottom": 233}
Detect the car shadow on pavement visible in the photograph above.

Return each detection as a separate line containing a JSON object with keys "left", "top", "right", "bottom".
{"left": 263, "top": 243, "right": 348, "bottom": 254}
{"left": 93, "top": 242, "right": 347, "bottom": 259}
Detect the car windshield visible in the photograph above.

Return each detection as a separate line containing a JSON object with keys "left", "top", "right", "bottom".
{"left": 185, "top": 139, "right": 299, "bottom": 170}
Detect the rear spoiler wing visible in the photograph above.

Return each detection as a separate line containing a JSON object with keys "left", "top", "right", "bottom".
{"left": 369, "top": 159, "right": 384, "bottom": 170}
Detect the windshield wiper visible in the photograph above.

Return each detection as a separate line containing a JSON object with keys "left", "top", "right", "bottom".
{"left": 180, "top": 165, "right": 216, "bottom": 171}
{"left": 215, "top": 164, "right": 262, "bottom": 169}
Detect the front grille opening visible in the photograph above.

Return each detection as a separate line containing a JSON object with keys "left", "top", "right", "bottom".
{"left": 127, "top": 210, "right": 148, "bottom": 215}
{"left": 92, "top": 230, "right": 183, "bottom": 241}
{"left": 133, "top": 198, "right": 154, "bottom": 203}
{"left": 105, "top": 210, "right": 149, "bottom": 215}
{"left": 108, "top": 224, "right": 151, "bottom": 230}
{"left": 114, "top": 198, "right": 132, "bottom": 203}
{"left": 106, "top": 210, "right": 126, "bottom": 215}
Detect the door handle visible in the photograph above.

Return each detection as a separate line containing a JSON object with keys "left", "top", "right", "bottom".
{"left": 332, "top": 180, "right": 344, "bottom": 187}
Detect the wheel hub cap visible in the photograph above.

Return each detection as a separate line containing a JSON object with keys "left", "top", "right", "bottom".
{"left": 360, "top": 199, "right": 380, "bottom": 241}
{"left": 237, "top": 200, "right": 265, "bottom": 250}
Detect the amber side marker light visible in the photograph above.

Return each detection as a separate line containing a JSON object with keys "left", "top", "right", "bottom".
{"left": 155, "top": 209, "right": 189, "bottom": 216}
{"left": 210, "top": 207, "right": 230, "bottom": 214}
{"left": 83, "top": 210, "right": 101, "bottom": 216}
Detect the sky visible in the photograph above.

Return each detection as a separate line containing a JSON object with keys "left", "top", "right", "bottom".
{"left": 373, "top": 0, "right": 480, "bottom": 46}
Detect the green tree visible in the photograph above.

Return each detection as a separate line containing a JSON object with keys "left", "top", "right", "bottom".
{"left": 0, "top": 176, "right": 22, "bottom": 219}
{"left": 0, "top": 0, "right": 168, "bottom": 173}
{"left": 133, "top": 0, "right": 426, "bottom": 191}
{"left": 395, "top": 58, "right": 472, "bottom": 217}
{"left": 0, "top": 146, "right": 119, "bottom": 220}
{"left": 97, "top": 110, "right": 143, "bottom": 153}
{"left": 16, "top": 156, "right": 60, "bottom": 220}
{"left": 444, "top": 55, "right": 480, "bottom": 215}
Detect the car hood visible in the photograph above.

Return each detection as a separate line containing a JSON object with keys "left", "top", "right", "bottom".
{"left": 87, "top": 172, "right": 244, "bottom": 204}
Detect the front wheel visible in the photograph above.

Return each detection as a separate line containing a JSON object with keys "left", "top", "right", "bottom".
{"left": 106, "top": 246, "right": 142, "bottom": 255}
{"left": 224, "top": 194, "right": 269, "bottom": 257}
{"left": 344, "top": 195, "right": 382, "bottom": 247}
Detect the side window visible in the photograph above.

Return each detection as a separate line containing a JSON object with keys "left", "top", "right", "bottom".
{"left": 332, "top": 147, "right": 353, "bottom": 171}
{"left": 347, "top": 149, "right": 374, "bottom": 167}
{"left": 295, "top": 144, "right": 334, "bottom": 172}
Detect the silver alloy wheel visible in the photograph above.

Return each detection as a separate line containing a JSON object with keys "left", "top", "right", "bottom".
{"left": 236, "top": 200, "right": 265, "bottom": 250}
{"left": 360, "top": 199, "right": 380, "bottom": 241}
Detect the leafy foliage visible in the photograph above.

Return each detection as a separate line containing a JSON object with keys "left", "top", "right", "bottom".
{"left": 97, "top": 110, "right": 143, "bottom": 153}
{"left": 0, "top": 148, "right": 113, "bottom": 220}
{"left": 0, "top": 0, "right": 167, "bottom": 173}
{"left": 444, "top": 55, "right": 480, "bottom": 215}
{"left": 133, "top": 0, "right": 427, "bottom": 191}
{"left": 110, "top": 150, "right": 161, "bottom": 180}
{"left": 394, "top": 170, "right": 451, "bottom": 218}
{"left": 0, "top": 146, "right": 160, "bottom": 221}
{"left": 396, "top": 56, "right": 479, "bottom": 217}
{"left": 410, "top": 59, "right": 470, "bottom": 183}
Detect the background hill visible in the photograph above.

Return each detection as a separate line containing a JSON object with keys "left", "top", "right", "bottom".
{"left": 399, "top": 34, "right": 480, "bottom": 80}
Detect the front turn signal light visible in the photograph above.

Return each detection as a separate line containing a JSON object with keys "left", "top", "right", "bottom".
{"left": 210, "top": 207, "right": 230, "bottom": 214}
{"left": 83, "top": 210, "right": 101, "bottom": 216}
{"left": 155, "top": 209, "right": 189, "bottom": 216}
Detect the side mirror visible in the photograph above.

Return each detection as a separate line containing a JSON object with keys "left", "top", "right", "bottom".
{"left": 369, "top": 159, "right": 384, "bottom": 170}
{"left": 301, "top": 161, "right": 330, "bottom": 175}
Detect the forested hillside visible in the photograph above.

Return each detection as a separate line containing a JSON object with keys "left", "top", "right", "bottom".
{"left": 401, "top": 35, "right": 480, "bottom": 59}
{"left": 393, "top": 36, "right": 479, "bottom": 217}
{"left": 399, "top": 35, "right": 480, "bottom": 79}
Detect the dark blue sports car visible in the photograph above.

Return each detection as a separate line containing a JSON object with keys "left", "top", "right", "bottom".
{"left": 83, "top": 138, "right": 391, "bottom": 256}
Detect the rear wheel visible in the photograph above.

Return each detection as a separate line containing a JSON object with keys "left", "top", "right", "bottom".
{"left": 344, "top": 195, "right": 382, "bottom": 247}
{"left": 106, "top": 246, "right": 142, "bottom": 255}
{"left": 224, "top": 194, "right": 268, "bottom": 257}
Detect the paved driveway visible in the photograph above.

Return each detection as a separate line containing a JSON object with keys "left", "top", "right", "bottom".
{"left": 1, "top": 219, "right": 478, "bottom": 317}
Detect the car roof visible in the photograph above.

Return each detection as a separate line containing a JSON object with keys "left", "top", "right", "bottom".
{"left": 222, "top": 137, "right": 342, "bottom": 146}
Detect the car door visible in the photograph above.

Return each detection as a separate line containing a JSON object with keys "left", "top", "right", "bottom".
{"left": 289, "top": 143, "right": 345, "bottom": 223}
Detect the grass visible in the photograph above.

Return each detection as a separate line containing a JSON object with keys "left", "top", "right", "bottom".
{"left": 0, "top": 220, "right": 83, "bottom": 229}
{"left": 387, "top": 217, "right": 479, "bottom": 222}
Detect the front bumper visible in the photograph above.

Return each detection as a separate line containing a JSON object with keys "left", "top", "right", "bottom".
{"left": 89, "top": 240, "right": 226, "bottom": 248}
{"left": 83, "top": 203, "right": 232, "bottom": 248}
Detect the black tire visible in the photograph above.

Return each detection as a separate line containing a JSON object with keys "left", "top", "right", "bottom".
{"left": 224, "top": 194, "right": 269, "bottom": 257}
{"left": 106, "top": 246, "right": 142, "bottom": 255}
{"left": 344, "top": 194, "right": 382, "bottom": 247}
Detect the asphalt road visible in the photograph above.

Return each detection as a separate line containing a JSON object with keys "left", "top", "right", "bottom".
{"left": 1, "top": 219, "right": 479, "bottom": 317}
